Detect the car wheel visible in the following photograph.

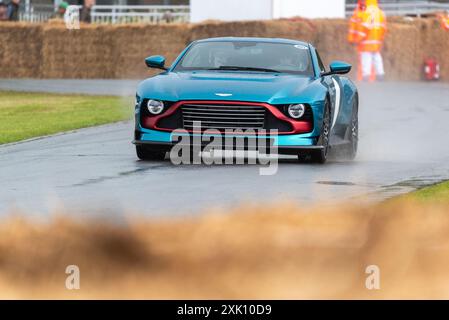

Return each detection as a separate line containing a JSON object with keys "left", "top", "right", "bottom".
{"left": 310, "top": 100, "right": 331, "bottom": 164}
{"left": 136, "top": 145, "right": 166, "bottom": 161}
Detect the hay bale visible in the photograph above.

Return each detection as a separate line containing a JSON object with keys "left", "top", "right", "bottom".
{"left": 190, "top": 20, "right": 270, "bottom": 40}
{"left": 0, "top": 22, "right": 42, "bottom": 78}
{"left": 111, "top": 23, "right": 190, "bottom": 79}
{"left": 39, "top": 23, "right": 190, "bottom": 79}
{"left": 313, "top": 19, "right": 357, "bottom": 73}
{"left": 189, "top": 19, "right": 316, "bottom": 42}
{"left": 0, "top": 18, "right": 447, "bottom": 80}
{"left": 420, "top": 18, "right": 449, "bottom": 81}
{"left": 41, "top": 23, "right": 116, "bottom": 78}
{"left": 383, "top": 22, "right": 421, "bottom": 81}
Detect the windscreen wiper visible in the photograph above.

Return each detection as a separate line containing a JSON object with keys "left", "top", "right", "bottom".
{"left": 208, "top": 66, "right": 281, "bottom": 73}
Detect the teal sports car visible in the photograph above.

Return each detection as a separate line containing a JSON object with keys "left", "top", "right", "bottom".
{"left": 133, "top": 37, "right": 359, "bottom": 163}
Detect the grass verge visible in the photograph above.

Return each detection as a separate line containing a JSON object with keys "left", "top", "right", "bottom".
{"left": 0, "top": 91, "right": 133, "bottom": 144}
{"left": 402, "top": 180, "right": 449, "bottom": 203}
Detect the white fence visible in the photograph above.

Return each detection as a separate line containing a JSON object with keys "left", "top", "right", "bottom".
{"left": 19, "top": 4, "right": 54, "bottom": 23}
{"left": 346, "top": 1, "right": 449, "bottom": 17}
{"left": 91, "top": 5, "right": 190, "bottom": 24}
{"left": 19, "top": 4, "right": 190, "bottom": 24}
{"left": 18, "top": 1, "right": 449, "bottom": 24}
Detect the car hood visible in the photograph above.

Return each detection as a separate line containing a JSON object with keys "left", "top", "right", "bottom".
{"left": 137, "top": 71, "right": 325, "bottom": 104}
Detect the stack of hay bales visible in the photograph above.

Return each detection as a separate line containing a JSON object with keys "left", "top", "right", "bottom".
{"left": 416, "top": 18, "right": 449, "bottom": 81}
{"left": 0, "top": 18, "right": 447, "bottom": 80}
{"left": 111, "top": 24, "right": 190, "bottom": 78}
{"left": 190, "top": 19, "right": 316, "bottom": 43}
{"left": 0, "top": 23, "right": 42, "bottom": 78}
{"left": 41, "top": 23, "right": 116, "bottom": 78}
{"left": 382, "top": 21, "right": 420, "bottom": 81}
{"left": 312, "top": 19, "right": 357, "bottom": 72}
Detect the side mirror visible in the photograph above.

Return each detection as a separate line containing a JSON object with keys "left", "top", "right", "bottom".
{"left": 321, "top": 61, "right": 352, "bottom": 76}
{"left": 145, "top": 55, "right": 167, "bottom": 70}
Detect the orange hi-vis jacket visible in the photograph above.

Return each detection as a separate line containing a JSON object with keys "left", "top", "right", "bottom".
{"left": 347, "top": 6, "right": 365, "bottom": 44}
{"left": 348, "top": 0, "right": 387, "bottom": 52}
{"left": 358, "top": 1, "right": 387, "bottom": 52}
{"left": 440, "top": 13, "right": 449, "bottom": 31}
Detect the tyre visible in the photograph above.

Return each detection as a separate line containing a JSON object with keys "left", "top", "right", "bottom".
{"left": 136, "top": 145, "right": 166, "bottom": 161}
{"left": 309, "top": 99, "right": 331, "bottom": 164}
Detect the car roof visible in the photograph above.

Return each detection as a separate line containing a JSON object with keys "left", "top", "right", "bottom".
{"left": 194, "top": 37, "right": 310, "bottom": 47}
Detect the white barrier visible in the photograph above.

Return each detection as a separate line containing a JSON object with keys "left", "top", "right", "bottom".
{"left": 18, "top": 4, "right": 190, "bottom": 24}
{"left": 18, "top": 1, "right": 449, "bottom": 24}
{"left": 90, "top": 5, "right": 190, "bottom": 24}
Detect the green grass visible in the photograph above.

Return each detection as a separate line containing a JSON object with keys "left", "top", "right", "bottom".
{"left": 0, "top": 91, "right": 133, "bottom": 144}
{"left": 404, "top": 181, "right": 449, "bottom": 203}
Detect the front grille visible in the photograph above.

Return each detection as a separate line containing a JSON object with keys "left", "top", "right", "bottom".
{"left": 181, "top": 103, "right": 266, "bottom": 131}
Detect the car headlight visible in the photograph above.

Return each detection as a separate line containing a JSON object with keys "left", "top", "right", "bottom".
{"left": 147, "top": 99, "right": 164, "bottom": 115}
{"left": 287, "top": 104, "right": 306, "bottom": 119}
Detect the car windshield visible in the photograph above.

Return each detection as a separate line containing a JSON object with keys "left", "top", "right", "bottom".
{"left": 174, "top": 41, "right": 314, "bottom": 76}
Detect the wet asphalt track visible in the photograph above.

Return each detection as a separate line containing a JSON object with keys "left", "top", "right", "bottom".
{"left": 0, "top": 80, "right": 448, "bottom": 217}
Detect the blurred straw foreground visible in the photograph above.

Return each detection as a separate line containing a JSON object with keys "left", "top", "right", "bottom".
{"left": 1, "top": 199, "right": 449, "bottom": 299}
